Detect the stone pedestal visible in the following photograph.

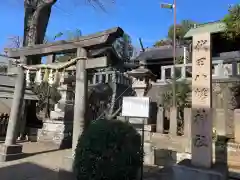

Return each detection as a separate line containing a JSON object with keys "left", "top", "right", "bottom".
{"left": 50, "top": 100, "right": 74, "bottom": 121}
{"left": 0, "top": 144, "right": 23, "bottom": 162}
{"left": 48, "top": 83, "right": 74, "bottom": 148}
{"left": 37, "top": 120, "right": 73, "bottom": 148}
{"left": 144, "top": 142, "right": 155, "bottom": 165}
{"left": 50, "top": 84, "right": 74, "bottom": 121}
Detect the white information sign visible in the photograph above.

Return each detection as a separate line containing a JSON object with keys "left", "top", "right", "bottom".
{"left": 122, "top": 97, "right": 150, "bottom": 118}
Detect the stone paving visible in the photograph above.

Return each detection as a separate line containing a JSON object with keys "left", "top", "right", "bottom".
{"left": 0, "top": 142, "right": 170, "bottom": 180}
{"left": 0, "top": 142, "right": 240, "bottom": 180}
{"left": 0, "top": 142, "right": 163, "bottom": 180}
{"left": 0, "top": 142, "right": 68, "bottom": 180}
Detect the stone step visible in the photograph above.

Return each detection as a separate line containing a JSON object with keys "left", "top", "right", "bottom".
{"left": 144, "top": 142, "right": 155, "bottom": 165}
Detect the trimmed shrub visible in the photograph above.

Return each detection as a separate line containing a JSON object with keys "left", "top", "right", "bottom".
{"left": 73, "top": 119, "right": 142, "bottom": 180}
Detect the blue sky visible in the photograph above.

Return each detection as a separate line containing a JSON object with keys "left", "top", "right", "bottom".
{"left": 0, "top": 0, "right": 239, "bottom": 52}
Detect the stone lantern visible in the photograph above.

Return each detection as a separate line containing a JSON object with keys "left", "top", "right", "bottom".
{"left": 127, "top": 62, "right": 155, "bottom": 97}
{"left": 126, "top": 62, "right": 156, "bottom": 166}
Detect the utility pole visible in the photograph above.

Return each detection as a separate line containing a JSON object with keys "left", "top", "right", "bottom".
{"left": 173, "top": 0, "right": 176, "bottom": 107}
{"left": 161, "top": 1, "right": 177, "bottom": 107}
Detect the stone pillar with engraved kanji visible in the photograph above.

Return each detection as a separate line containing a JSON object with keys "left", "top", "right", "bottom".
{"left": 191, "top": 33, "right": 213, "bottom": 168}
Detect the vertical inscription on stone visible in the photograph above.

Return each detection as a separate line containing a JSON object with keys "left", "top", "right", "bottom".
{"left": 191, "top": 33, "right": 212, "bottom": 168}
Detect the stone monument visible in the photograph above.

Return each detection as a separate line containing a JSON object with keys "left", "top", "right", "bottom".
{"left": 171, "top": 33, "right": 228, "bottom": 180}
{"left": 191, "top": 33, "right": 213, "bottom": 168}
{"left": 36, "top": 69, "right": 74, "bottom": 147}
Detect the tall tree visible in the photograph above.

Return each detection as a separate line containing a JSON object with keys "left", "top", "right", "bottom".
{"left": 153, "top": 20, "right": 197, "bottom": 47}
{"left": 23, "top": 0, "right": 57, "bottom": 64}
{"left": 22, "top": 0, "right": 112, "bottom": 65}
{"left": 153, "top": 39, "right": 172, "bottom": 47}
{"left": 168, "top": 20, "right": 197, "bottom": 45}
{"left": 222, "top": 4, "right": 240, "bottom": 40}
{"left": 113, "top": 33, "right": 134, "bottom": 63}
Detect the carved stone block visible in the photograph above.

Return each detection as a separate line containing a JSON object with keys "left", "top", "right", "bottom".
{"left": 37, "top": 120, "right": 73, "bottom": 148}
{"left": 0, "top": 144, "right": 23, "bottom": 162}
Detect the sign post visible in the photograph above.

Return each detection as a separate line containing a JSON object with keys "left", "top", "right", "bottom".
{"left": 122, "top": 97, "right": 150, "bottom": 180}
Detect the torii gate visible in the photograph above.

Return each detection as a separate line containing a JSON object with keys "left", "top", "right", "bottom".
{"left": 0, "top": 27, "right": 124, "bottom": 161}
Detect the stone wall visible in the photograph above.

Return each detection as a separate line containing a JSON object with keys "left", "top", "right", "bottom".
{"left": 144, "top": 106, "right": 240, "bottom": 168}
{"left": 151, "top": 133, "right": 240, "bottom": 168}
{"left": 148, "top": 79, "right": 240, "bottom": 110}
{"left": 36, "top": 119, "right": 73, "bottom": 148}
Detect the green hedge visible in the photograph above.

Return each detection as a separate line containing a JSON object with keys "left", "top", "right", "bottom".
{"left": 74, "top": 119, "right": 142, "bottom": 180}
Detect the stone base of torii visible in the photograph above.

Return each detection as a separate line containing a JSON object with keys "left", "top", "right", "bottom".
{"left": 0, "top": 65, "right": 25, "bottom": 161}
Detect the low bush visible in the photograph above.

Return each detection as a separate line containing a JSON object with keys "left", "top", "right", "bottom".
{"left": 74, "top": 119, "right": 142, "bottom": 180}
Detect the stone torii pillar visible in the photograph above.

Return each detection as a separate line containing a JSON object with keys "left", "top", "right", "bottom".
{"left": 0, "top": 64, "right": 26, "bottom": 162}
{"left": 59, "top": 48, "right": 111, "bottom": 179}
{"left": 72, "top": 48, "right": 88, "bottom": 156}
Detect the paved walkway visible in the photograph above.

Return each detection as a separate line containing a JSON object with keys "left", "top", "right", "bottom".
{"left": 0, "top": 142, "right": 169, "bottom": 180}
{"left": 0, "top": 142, "right": 69, "bottom": 180}
{"left": 1, "top": 142, "right": 240, "bottom": 180}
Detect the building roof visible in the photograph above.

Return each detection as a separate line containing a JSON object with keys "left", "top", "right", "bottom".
{"left": 0, "top": 74, "right": 38, "bottom": 100}
{"left": 184, "top": 21, "right": 226, "bottom": 38}
{"left": 134, "top": 46, "right": 187, "bottom": 63}
{"left": 5, "top": 27, "right": 124, "bottom": 58}
{"left": 0, "top": 54, "right": 8, "bottom": 62}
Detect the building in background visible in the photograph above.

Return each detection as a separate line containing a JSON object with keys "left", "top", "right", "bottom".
{"left": 0, "top": 54, "right": 8, "bottom": 74}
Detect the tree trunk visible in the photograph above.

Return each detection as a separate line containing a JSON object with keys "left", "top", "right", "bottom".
{"left": 21, "top": 1, "right": 57, "bottom": 138}
{"left": 23, "top": 0, "right": 57, "bottom": 65}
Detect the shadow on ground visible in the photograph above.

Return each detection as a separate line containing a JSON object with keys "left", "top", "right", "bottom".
{"left": 22, "top": 148, "right": 63, "bottom": 158}
{"left": 143, "top": 165, "right": 173, "bottom": 180}
{"left": 0, "top": 162, "right": 59, "bottom": 180}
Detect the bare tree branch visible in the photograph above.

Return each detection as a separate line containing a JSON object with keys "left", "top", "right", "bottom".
{"left": 5, "top": 36, "right": 23, "bottom": 48}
